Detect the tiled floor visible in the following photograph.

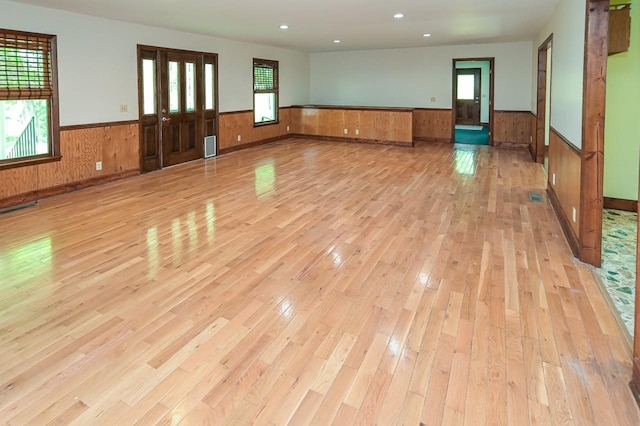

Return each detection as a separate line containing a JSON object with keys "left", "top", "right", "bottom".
{"left": 596, "top": 209, "right": 637, "bottom": 335}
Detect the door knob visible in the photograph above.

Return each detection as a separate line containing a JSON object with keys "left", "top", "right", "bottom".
{"left": 162, "top": 117, "right": 171, "bottom": 122}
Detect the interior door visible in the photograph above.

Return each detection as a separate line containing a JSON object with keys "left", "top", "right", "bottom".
{"left": 161, "top": 52, "right": 203, "bottom": 167}
{"left": 456, "top": 68, "right": 481, "bottom": 125}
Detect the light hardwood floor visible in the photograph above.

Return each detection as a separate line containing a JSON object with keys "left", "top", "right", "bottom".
{"left": 0, "top": 139, "right": 638, "bottom": 425}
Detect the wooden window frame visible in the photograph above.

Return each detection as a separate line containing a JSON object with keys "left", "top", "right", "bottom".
{"left": 253, "top": 58, "right": 279, "bottom": 126}
{"left": 0, "top": 28, "right": 61, "bottom": 171}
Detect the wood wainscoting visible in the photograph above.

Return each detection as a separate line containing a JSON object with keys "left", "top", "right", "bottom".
{"left": 603, "top": 197, "right": 638, "bottom": 212}
{"left": 547, "top": 128, "right": 581, "bottom": 255}
{"left": 290, "top": 105, "right": 413, "bottom": 146}
{"left": 0, "top": 121, "right": 139, "bottom": 209}
{"left": 412, "top": 108, "right": 452, "bottom": 143}
{"left": 218, "top": 108, "right": 292, "bottom": 154}
{"left": 529, "top": 112, "right": 538, "bottom": 160}
{"left": 493, "top": 110, "right": 533, "bottom": 149}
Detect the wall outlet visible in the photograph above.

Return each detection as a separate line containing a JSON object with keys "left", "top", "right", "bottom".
{"left": 237, "top": 135, "right": 241, "bottom": 142}
{"left": 552, "top": 173, "right": 556, "bottom": 185}
{"left": 355, "top": 129, "right": 360, "bottom": 136}
{"left": 430, "top": 97, "right": 437, "bottom": 102}
{"left": 287, "top": 125, "right": 290, "bottom": 132}
{"left": 572, "top": 207, "right": 577, "bottom": 223}
{"left": 344, "top": 128, "right": 348, "bottom": 135}
{"left": 119, "top": 104, "right": 128, "bottom": 113}
{"left": 96, "top": 161, "right": 102, "bottom": 171}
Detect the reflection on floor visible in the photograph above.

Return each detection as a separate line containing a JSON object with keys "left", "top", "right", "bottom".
{"left": 596, "top": 209, "right": 637, "bottom": 335}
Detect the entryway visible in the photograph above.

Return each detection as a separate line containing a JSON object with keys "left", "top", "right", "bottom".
{"left": 137, "top": 46, "right": 218, "bottom": 173}
{"left": 451, "top": 58, "right": 494, "bottom": 146}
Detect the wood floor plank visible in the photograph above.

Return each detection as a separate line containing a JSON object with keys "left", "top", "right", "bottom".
{"left": 0, "top": 139, "right": 636, "bottom": 425}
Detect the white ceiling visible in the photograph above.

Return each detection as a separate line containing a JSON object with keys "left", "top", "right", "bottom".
{"left": 9, "top": 0, "right": 561, "bottom": 52}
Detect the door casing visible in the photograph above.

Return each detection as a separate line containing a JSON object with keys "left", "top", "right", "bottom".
{"left": 451, "top": 58, "right": 495, "bottom": 145}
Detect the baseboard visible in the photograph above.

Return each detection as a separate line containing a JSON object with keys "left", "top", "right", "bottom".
{"left": 0, "top": 169, "right": 140, "bottom": 209}
{"left": 219, "top": 135, "right": 289, "bottom": 155}
{"left": 547, "top": 185, "right": 579, "bottom": 257}
{"left": 293, "top": 134, "right": 414, "bottom": 147}
{"left": 528, "top": 143, "right": 535, "bottom": 161}
{"left": 603, "top": 197, "right": 637, "bottom": 212}
{"left": 414, "top": 137, "right": 452, "bottom": 144}
{"left": 494, "top": 141, "right": 529, "bottom": 150}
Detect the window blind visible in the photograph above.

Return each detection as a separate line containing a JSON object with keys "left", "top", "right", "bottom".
{"left": 0, "top": 30, "right": 53, "bottom": 100}
{"left": 254, "top": 60, "right": 278, "bottom": 92}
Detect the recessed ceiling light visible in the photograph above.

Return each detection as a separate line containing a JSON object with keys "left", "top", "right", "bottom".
{"left": 333, "top": 40, "right": 341, "bottom": 43}
{"left": 394, "top": 13, "right": 404, "bottom": 19}
{"left": 279, "top": 24, "right": 289, "bottom": 30}
{"left": 423, "top": 33, "right": 432, "bottom": 37}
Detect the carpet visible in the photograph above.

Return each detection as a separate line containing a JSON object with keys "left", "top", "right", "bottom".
{"left": 455, "top": 125, "right": 489, "bottom": 145}
{"left": 455, "top": 125, "right": 483, "bottom": 131}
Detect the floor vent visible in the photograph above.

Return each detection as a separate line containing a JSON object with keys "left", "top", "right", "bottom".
{"left": 204, "top": 136, "right": 217, "bottom": 158}
{"left": 529, "top": 192, "right": 544, "bottom": 202}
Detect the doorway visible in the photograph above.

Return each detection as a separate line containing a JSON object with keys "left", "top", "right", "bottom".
{"left": 137, "top": 46, "right": 218, "bottom": 173}
{"left": 535, "top": 35, "right": 553, "bottom": 167}
{"left": 452, "top": 58, "right": 494, "bottom": 146}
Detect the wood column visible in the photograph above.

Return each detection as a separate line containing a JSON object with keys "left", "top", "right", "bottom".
{"left": 579, "top": 0, "right": 608, "bottom": 267}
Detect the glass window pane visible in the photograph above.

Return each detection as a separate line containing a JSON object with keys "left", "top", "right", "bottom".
{"left": 169, "top": 61, "right": 180, "bottom": 113}
{"left": 205, "top": 63, "right": 214, "bottom": 110}
{"left": 0, "top": 99, "right": 49, "bottom": 161}
{"left": 457, "top": 75, "right": 475, "bottom": 100}
{"left": 142, "top": 59, "right": 156, "bottom": 115}
{"left": 254, "top": 93, "right": 276, "bottom": 123}
{"left": 185, "top": 62, "right": 196, "bottom": 112}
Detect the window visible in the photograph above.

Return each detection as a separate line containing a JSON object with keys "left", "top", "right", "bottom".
{"left": 0, "top": 29, "right": 60, "bottom": 169}
{"left": 253, "top": 58, "right": 278, "bottom": 125}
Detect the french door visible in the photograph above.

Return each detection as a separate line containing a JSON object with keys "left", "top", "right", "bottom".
{"left": 138, "top": 46, "right": 217, "bottom": 173}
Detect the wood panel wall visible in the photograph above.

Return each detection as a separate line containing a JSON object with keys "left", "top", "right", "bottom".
{"left": 412, "top": 108, "right": 452, "bottom": 143}
{"left": 1, "top": 123, "right": 139, "bottom": 208}
{"left": 219, "top": 108, "right": 291, "bottom": 153}
{"left": 529, "top": 112, "right": 538, "bottom": 160}
{"left": 493, "top": 111, "right": 533, "bottom": 149}
{"left": 547, "top": 128, "right": 581, "bottom": 252}
{"left": 290, "top": 106, "right": 413, "bottom": 146}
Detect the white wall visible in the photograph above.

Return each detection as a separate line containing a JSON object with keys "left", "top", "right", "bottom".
{"left": 532, "top": 0, "right": 586, "bottom": 147}
{"left": 456, "top": 61, "right": 491, "bottom": 123}
{"left": 310, "top": 41, "right": 532, "bottom": 111}
{"left": 0, "top": 0, "right": 311, "bottom": 126}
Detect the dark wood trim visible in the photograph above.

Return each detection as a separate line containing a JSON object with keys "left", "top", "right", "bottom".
{"left": 0, "top": 155, "right": 62, "bottom": 171}
{"left": 412, "top": 107, "right": 452, "bottom": 112}
{"left": 494, "top": 110, "right": 534, "bottom": 114}
{"left": 60, "top": 120, "right": 139, "bottom": 131}
{"left": 547, "top": 184, "right": 580, "bottom": 257}
{"left": 551, "top": 127, "right": 581, "bottom": 155}
{"left": 536, "top": 34, "right": 554, "bottom": 164}
{"left": 493, "top": 142, "right": 529, "bottom": 150}
{"left": 291, "top": 105, "right": 414, "bottom": 113}
{"left": 291, "top": 134, "right": 413, "bottom": 147}
{"left": 579, "top": 0, "right": 608, "bottom": 268}
{"left": 451, "top": 58, "right": 495, "bottom": 146}
{"left": 0, "top": 169, "right": 140, "bottom": 210}
{"left": 220, "top": 107, "right": 292, "bottom": 117}
{"left": 528, "top": 111, "right": 537, "bottom": 161}
{"left": 603, "top": 197, "right": 637, "bottom": 212}
{"left": 219, "top": 135, "right": 289, "bottom": 155}
{"left": 253, "top": 120, "right": 280, "bottom": 128}
{"left": 414, "top": 137, "right": 452, "bottom": 143}
{"left": 220, "top": 110, "right": 253, "bottom": 116}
